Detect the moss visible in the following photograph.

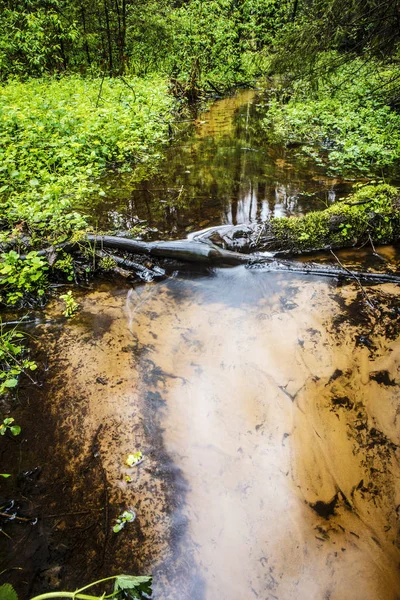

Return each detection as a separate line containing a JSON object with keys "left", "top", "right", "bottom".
{"left": 267, "top": 184, "right": 400, "bottom": 253}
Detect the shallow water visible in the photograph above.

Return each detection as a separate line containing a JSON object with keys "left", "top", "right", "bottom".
{"left": 5, "top": 267, "right": 398, "bottom": 600}
{"left": 1, "top": 91, "right": 400, "bottom": 600}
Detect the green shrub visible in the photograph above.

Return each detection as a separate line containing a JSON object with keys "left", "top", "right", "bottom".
{"left": 0, "top": 250, "right": 47, "bottom": 306}
{"left": 262, "top": 59, "right": 400, "bottom": 175}
{"left": 0, "top": 75, "right": 174, "bottom": 242}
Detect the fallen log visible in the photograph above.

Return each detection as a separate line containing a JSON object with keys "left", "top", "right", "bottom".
{"left": 85, "top": 234, "right": 249, "bottom": 265}
{"left": 87, "top": 235, "right": 400, "bottom": 284}
{"left": 15, "top": 232, "right": 400, "bottom": 285}
{"left": 247, "top": 258, "right": 400, "bottom": 284}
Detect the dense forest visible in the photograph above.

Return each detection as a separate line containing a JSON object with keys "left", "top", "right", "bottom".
{"left": 1, "top": 1, "right": 400, "bottom": 598}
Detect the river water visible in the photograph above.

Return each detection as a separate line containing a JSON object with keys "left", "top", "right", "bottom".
{"left": 2, "top": 91, "right": 400, "bottom": 600}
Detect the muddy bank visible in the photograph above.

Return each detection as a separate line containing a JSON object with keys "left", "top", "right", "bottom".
{"left": 1, "top": 263, "right": 400, "bottom": 599}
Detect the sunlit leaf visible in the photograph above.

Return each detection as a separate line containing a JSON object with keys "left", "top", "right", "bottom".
{"left": 4, "top": 379, "right": 18, "bottom": 388}
{"left": 114, "top": 575, "right": 152, "bottom": 599}
{"left": 125, "top": 451, "right": 143, "bottom": 467}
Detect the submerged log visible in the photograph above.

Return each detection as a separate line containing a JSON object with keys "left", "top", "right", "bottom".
{"left": 247, "top": 258, "right": 400, "bottom": 284}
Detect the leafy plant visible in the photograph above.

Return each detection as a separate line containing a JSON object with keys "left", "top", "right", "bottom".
{"left": 0, "top": 75, "right": 174, "bottom": 303}
{"left": 0, "top": 323, "right": 37, "bottom": 395}
{"left": 99, "top": 256, "right": 117, "bottom": 271}
{"left": 0, "top": 418, "right": 21, "bottom": 437}
{"left": 262, "top": 59, "right": 400, "bottom": 176}
{"left": 27, "top": 574, "right": 152, "bottom": 600}
{"left": 113, "top": 510, "right": 136, "bottom": 533}
{"left": 53, "top": 252, "right": 74, "bottom": 281}
{"left": 125, "top": 451, "right": 143, "bottom": 467}
{"left": 0, "top": 251, "right": 47, "bottom": 306}
{"left": 60, "top": 291, "right": 79, "bottom": 317}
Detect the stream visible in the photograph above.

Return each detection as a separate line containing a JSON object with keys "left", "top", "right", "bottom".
{"left": 1, "top": 91, "right": 400, "bottom": 600}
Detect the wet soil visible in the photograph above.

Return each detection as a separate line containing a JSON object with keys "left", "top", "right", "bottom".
{"left": 1, "top": 91, "right": 400, "bottom": 600}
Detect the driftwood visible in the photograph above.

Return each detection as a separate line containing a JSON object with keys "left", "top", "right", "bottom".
{"left": 85, "top": 234, "right": 249, "bottom": 265}
{"left": 247, "top": 257, "right": 400, "bottom": 284}
{"left": 86, "top": 235, "right": 400, "bottom": 284}
{"left": 95, "top": 250, "right": 165, "bottom": 282}
{"left": 16, "top": 232, "right": 400, "bottom": 285}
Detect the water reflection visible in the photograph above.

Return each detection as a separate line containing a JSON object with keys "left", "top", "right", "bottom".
{"left": 85, "top": 91, "right": 354, "bottom": 238}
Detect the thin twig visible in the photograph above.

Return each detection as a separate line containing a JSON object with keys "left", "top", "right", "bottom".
{"left": 330, "top": 249, "right": 375, "bottom": 310}
{"left": 0, "top": 511, "right": 32, "bottom": 522}
{"left": 1, "top": 347, "right": 38, "bottom": 386}
{"left": 368, "top": 233, "right": 387, "bottom": 262}
{"left": 255, "top": 223, "right": 266, "bottom": 246}
{"left": 119, "top": 76, "right": 136, "bottom": 101}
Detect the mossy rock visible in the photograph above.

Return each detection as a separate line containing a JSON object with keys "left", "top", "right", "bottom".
{"left": 258, "top": 184, "right": 400, "bottom": 253}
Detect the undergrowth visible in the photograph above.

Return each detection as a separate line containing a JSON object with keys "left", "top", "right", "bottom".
{"left": 0, "top": 75, "right": 174, "bottom": 306}
{"left": 262, "top": 59, "right": 400, "bottom": 175}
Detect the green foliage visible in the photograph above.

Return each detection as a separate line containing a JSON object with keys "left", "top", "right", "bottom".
{"left": 0, "top": 323, "right": 37, "bottom": 395}
{"left": 155, "top": 0, "right": 289, "bottom": 87}
{"left": 98, "top": 256, "right": 116, "bottom": 271}
{"left": 53, "top": 252, "right": 74, "bottom": 281}
{"left": 60, "top": 290, "right": 79, "bottom": 317}
{"left": 0, "top": 0, "right": 79, "bottom": 80}
{"left": 29, "top": 574, "right": 152, "bottom": 600}
{"left": 262, "top": 60, "right": 400, "bottom": 175}
{"left": 0, "top": 251, "right": 48, "bottom": 306}
{"left": 113, "top": 509, "right": 136, "bottom": 533}
{"left": 0, "top": 583, "right": 18, "bottom": 600}
{"left": 113, "top": 575, "right": 152, "bottom": 599}
{"left": 0, "top": 0, "right": 289, "bottom": 84}
{"left": 270, "top": 0, "right": 400, "bottom": 84}
{"left": 0, "top": 417, "right": 21, "bottom": 437}
{"left": 0, "top": 75, "right": 173, "bottom": 239}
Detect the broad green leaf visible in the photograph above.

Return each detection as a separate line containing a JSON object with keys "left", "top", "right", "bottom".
{"left": 4, "top": 379, "right": 18, "bottom": 388}
{"left": 114, "top": 575, "right": 152, "bottom": 599}
{"left": 0, "top": 583, "right": 18, "bottom": 600}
